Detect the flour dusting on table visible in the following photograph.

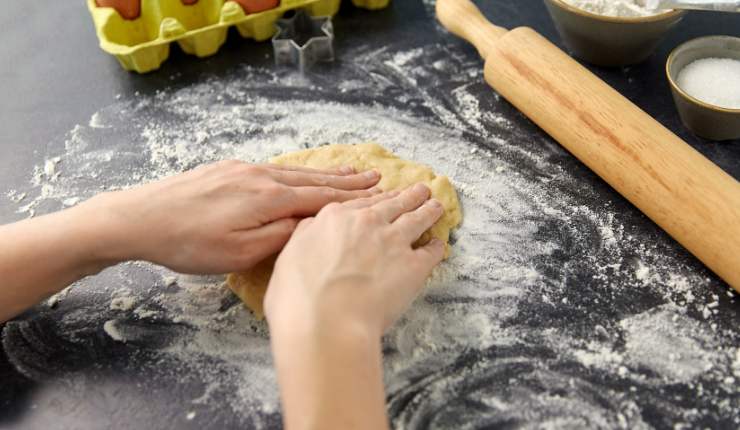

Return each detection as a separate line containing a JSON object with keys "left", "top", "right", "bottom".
{"left": 2, "top": 36, "right": 738, "bottom": 429}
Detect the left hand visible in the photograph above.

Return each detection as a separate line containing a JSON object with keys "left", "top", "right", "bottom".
{"left": 82, "top": 160, "right": 381, "bottom": 274}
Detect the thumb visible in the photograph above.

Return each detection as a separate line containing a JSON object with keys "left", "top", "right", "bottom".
{"left": 234, "top": 218, "right": 300, "bottom": 268}
{"left": 413, "top": 238, "right": 446, "bottom": 280}
{"left": 383, "top": 239, "right": 446, "bottom": 331}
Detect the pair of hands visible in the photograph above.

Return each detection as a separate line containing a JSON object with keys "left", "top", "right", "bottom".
{"left": 15, "top": 159, "right": 444, "bottom": 430}
{"left": 89, "top": 160, "right": 444, "bottom": 335}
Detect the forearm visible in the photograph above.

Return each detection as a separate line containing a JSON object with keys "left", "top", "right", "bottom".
{"left": 271, "top": 318, "right": 389, "bottom": 430}
{"left": 0, "top": 197, "right": 124, "bottom": 322}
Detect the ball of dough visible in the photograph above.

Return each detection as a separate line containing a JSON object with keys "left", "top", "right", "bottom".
{"left": 227, "top": 143, "right": 462, "bottom": 318}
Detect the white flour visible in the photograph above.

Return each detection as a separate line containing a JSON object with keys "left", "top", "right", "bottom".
{"left": 103, "top": 320, "right": 125, "bottom": 342}
{"left": 110, "top": 289, "right": 137, "bottom": 311}
{"left": 562, "top": 0, "right": 668, "bottom": 17}
{"left": 2, "top": 34, "right": 738, "bottom": 428}
{"left": 621, "top": 305, "right": 716, "bottom": 382}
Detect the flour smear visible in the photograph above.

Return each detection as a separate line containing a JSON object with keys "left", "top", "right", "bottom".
{"left": 2, "top": 23, "right": 738, "bottom": 430}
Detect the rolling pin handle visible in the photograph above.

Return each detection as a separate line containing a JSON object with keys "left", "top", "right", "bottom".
{"left": 436, "top": 0, "right": 508, "bottom": 60}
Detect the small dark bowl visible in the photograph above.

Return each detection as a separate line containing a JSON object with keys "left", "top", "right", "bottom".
{"left": 544, "top": 0, "right": 686, "bottom": 67}
{"left": 667, "top": 36, "right": 740, "bottom": 141}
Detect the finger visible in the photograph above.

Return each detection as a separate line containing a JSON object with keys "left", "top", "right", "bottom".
{"left": 282, "top": 187, "right": 382, "bottom": 217}
{"left": 234, "top": 218, "right": 300, "bottom": 268}
{"left": 413, "top": 238, "right": 446, "bottom": 275}
{"left": 195, "top": 159, "right": 241, "bottom": 172}
{"left": 270, "top": 169, "right": 381, "bottom": 190}
{"left": 381, "top": 238, "right": 446, "bottom": 328}
{"left": 372, "top": 183, "right": 431, "bottom": 223}
{"left": 262, "top": 163, "right": 356, "bottom": 176}
{"left": 342, "top": 190, "right": 399, "bottom": 209}
{"left": 393, "top": 199, "right": 445, "bottom": 244}
{"left": 294, "top": 217, "right": 314, "bottom": 233}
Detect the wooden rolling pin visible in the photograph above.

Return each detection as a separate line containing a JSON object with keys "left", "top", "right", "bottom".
{"left": 437, "top": 0, "right": 740, "bottom": 290}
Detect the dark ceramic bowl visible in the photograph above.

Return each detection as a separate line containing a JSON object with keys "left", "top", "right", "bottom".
{"left": 544, "top": 0, "right": 686, "bottom": 67}
{"left": 667, "top": 36, "right": 740, "bottom": 141}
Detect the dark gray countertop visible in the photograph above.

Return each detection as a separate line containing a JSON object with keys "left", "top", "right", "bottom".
{"left": 1, "top": 1, "right": 739, "bottom": 429}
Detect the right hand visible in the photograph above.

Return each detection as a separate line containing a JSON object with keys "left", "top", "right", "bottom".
{"left": 264, "top": 183, "right": 446, "bottom": 338}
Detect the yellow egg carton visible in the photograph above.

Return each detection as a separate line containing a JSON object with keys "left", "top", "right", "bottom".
{"left": 87, "top": 0, "right": 390, "bottom": 73}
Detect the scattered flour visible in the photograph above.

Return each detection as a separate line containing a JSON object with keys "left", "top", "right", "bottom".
{"left": 46, "top": 286, "right": 72, "bottom": 309}
{"left": 620, "top": 304, "right": 716, "bottom": 382}
{"left": 573, "top": 341, "right": 624, "bottom": 368}
{"left": 62, "top": 197, "right": 81, "bottom": 207}
{"left": 635, "top": 260, "right": 650, "bottom": 281}
{"left": 133, "top": 306, "right": 160, "bottom": 319}
{"left": 2, "top": 39, "right": 737, "bottom": 428}
{"left": 6, "top": 190, "right": 27, "bottom": 203}
{"left": 89, "top": 111, "right": 110, "bottom": 129}
{"left": 109, "top": 287, "right": 138, "bottom": 312}
{"left": 103, "top": 320, "right": 125, "bottom": 342}
{"left": 43, "top": 157, "right": 61, "bottom": 178}
{"left": 110, "top": 296, "right": 136, "bottom": 312}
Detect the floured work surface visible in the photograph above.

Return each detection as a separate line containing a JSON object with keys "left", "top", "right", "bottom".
{"left": 1, "top": 1, "right": 739, "bottom": 429}
{"left": 227, "top": 143, "right": 462, "bottom": 318}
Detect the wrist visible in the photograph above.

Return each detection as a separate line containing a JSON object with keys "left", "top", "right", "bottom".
{"left": 69, "top": 192, "right": 140, "bottom": 272}
{"left": 269, "top": 303, "right": 388, "bottom": 430}
{"left": 267, "top": 279, "right": 386, "bottom": 342}
{"left": 269, "top": 307, "right": 381, "bottom": 353}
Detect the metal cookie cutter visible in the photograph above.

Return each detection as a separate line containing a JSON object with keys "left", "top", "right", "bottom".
{"left": 272, "top": 10, "right": 334, "bottom": 73}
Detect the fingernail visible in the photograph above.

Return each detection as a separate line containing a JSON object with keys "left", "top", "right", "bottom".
{"left": 339, "top": 166, "right": 355, "bottom": 175}
{"left": 429, "top": 238, "right": 443, "bottom": 247}
{"left": 369, "top": 187, "right": 383, "bottom": 194}
{"left": 427, "top": 199, "right": 443, "bottom": 209}
{"left": 364, "top": 170, "right": 379, "bottom": 179}
{"left": 388, "top": 190, "right": 401, "bottom": 197}
{"left": 413, "top": 183, "right": 430, "bottom": 194}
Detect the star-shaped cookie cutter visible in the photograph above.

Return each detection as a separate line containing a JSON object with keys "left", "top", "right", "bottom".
{"left": 272, "top": 10, "right": 335, "bottom": 73}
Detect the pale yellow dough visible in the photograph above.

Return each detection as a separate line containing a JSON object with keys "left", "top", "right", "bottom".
{"left": 227, "top": 143, "right": 462, "bottom": 318}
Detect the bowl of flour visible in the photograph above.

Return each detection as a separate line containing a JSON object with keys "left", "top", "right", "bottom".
{"left": 545, "top": 0, "right": 686, "bottom": 66}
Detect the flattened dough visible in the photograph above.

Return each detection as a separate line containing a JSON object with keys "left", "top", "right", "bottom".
{"left": 227, "top": 143, "right": 462, "bottom": 318}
